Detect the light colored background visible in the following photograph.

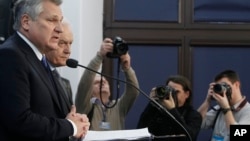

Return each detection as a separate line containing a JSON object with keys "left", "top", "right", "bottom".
{"left": 60, "top": 0, "right": 103, "bottom": 101}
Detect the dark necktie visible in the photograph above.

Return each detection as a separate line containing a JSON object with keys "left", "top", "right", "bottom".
{"left": 41, "top": 56, "right": 50, "bottom": 72}
{"left": 41, "top": 57, "right": 70, "bottom": 114}
{"left": 41, "top": 56, "right": 55, "bottom": 88}
{"left": 52, "top": 69, "right": 70, "bottom": 100}
{"left": 52, "top": 69, "right": 71, "bottom": 111}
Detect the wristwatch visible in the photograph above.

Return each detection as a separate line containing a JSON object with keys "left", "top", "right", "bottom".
{"left": 221, "top": 107, "right": 231, "bottom": 114}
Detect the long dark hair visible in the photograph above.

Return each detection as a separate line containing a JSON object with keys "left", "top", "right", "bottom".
{"left": 166, "top": 75, "right": 193, "bottom": 106}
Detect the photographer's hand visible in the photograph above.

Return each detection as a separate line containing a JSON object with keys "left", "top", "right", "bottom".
{"left": 212, "top": 91, "right": 230, "bottom": 109}
{"left": 198, "top": 82, "right": 218, "bottom": 119}
{"left": 99, "top": 38, "right": 113, "bottom": 58}
{"left": 207, "top": 82, "right": 215, "bottom": 103}
{"left": 149, "top": 87, "right": 157, "bottom": 99}
{"left": 213, "top": 90, "right": 235, "bottom": 129}
{"left": 120, "top": 53, "right": 131, "bottom": 71}
{"left": 161, "top": 93, "right": 176, "bottom": 110}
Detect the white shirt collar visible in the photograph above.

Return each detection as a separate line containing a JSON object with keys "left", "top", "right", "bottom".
{"left": 17, "top": 31, "right": 43, "bottom": 60}
{"left": 232, "top": 96, "right": 246, "bottom": 109}
{"left": 46, "top": 60, "right": 56, "bottom": 71}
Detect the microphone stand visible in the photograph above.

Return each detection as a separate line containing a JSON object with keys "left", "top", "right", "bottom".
{"left": 68, "top": 61, "right": 192, "bottom": 141}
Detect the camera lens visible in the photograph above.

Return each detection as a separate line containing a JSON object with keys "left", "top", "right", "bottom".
{"left": 116, "top": 42, "right": 128, "bottom": 55}
{"left": 156, "top": 86, "right": 167, "bottom": 99}
{"left": 213, "top": 84, "right": 225, "bottom": 95}
{"left": 155, "top": 85, "right": 175, "bottom": 99}
{"left": 211, "top": 82, "right": 232, "bottom": 100}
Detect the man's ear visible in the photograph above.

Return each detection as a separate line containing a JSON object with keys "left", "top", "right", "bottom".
{"left": 21, "top": 14, "right": 30, "bottom": 31}
{"left": 234, "top": 81, "right": 241, "bottom": 90}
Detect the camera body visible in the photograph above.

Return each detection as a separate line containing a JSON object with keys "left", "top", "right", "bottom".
{"left": 213, "top": 82, "right": 232, "bottom": 99}
{"left": 106, "top": 36, "right": 128, "bottom": 58}
{"left": 155, "top": 85, "right": 176, "bottom": 99}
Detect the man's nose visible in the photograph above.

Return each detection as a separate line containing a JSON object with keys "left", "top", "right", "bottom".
{"left": 55, "top": 22, "right": 63, "bottom": 33}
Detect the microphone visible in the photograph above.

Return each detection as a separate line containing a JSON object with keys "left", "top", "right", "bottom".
{"left": 66, "top": 58, "right": 78, "bottom": 68}
{"left": 66, "top": 58, "right": 192, "bottom": 141}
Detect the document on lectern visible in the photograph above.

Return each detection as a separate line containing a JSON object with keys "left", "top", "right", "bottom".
{"left": 82, "top": 128, "right": 151, "bottom": 141}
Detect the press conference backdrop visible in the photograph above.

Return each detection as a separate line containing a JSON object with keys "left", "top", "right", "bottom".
{"left": 107, "top": 0, "right": 250, "bottom": 141}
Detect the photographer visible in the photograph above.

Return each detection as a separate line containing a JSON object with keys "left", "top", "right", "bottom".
{"left": 137, "top": 75, "right": 202, "bottom": 141}
{"left": 75, "top": 37, "right": 139, "bottom": 130}
{"left": 198, "top": 70, "right": 250, "bottom": 141}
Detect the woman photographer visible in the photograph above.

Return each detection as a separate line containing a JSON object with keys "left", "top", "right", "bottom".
{"left": 137, "top": 75, "right": 202, "bottom": 141}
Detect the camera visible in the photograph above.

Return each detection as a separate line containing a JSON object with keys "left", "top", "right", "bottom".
{"left": 155, "top": 85, "right": 176, "bottom": 99}
{"left": 106, "top": 36, "right": 129, "bottom": 58}
{"left": 213, "top": 82, "right": 232, "bottom": 99}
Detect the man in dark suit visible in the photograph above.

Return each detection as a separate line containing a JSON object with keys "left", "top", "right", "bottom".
{"left": 0, "top": 0, "right": 89, "bottom": 141}
{"left": 61, "top": 77, "right": 74, "bottom": 105}
{"left": 46, "top": 20, "right": 74, "bottom": 105}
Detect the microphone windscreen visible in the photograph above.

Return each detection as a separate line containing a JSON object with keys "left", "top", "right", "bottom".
{"left": 66, "top": 59, "right": 78, "bottom": 68}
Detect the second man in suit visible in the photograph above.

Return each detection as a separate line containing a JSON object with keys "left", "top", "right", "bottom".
{"left": 45, "top": 19, "right": 74, "bottom": 105}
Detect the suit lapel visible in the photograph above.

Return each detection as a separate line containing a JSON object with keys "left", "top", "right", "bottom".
{"left": 52, "top": 73, "right": 71, "bottom": 113}
{"left": 61, "top": 78, "right": 73, "bottom": 105}
{"left": 57, "top": 78, "right": 72, "bottom": 109}
{"left": 15, "top": 34, "right": 64, "bottom": 114}
{"left": 28, "top": 55, "right": 65, "bottom": 113}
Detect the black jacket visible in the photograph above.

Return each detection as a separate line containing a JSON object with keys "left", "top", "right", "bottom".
{"left": 137, "top": 102, "right": 202, "bottom": 141}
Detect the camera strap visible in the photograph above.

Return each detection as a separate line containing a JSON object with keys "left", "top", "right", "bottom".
{"left": 212, "top": 109, "right": 221, "bottom": 129}
{"left": 231, "top": 97, "right": 247, "bottom": 112}
{"left": 115, "top": 58, "right": 121, "bottom": 101}
{"left": 211, "top": 97, "right": 248, "bottom": 129}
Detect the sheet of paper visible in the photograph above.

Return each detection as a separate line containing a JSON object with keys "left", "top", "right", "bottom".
{"left": 82, "top": 128, "right": 151, "bottom": 141}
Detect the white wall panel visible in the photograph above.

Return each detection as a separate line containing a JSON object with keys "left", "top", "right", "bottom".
{"left": 60, "top": 0, "right": 103, "bottom": 102}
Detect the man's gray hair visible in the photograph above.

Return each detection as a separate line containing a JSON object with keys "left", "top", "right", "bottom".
{"left": 12, "top": 0, "right": 63, "bottom": 30}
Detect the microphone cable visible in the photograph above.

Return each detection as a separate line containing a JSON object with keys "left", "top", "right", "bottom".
{"left": 66, "top": 58, "right": 192, "bottom": 141}
{"left": 98, "top": 58, "right": 121, "bottom": 109}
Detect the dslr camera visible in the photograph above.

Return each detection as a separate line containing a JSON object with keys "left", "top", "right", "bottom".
{"left": 155, "top": 85, "right": 176, "bottom": 99}
{"left": 212, "top": 82, "right": 232, "bottom": 100}
{"left": 106, "top": 36, "right": 129, "bottom": 58}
